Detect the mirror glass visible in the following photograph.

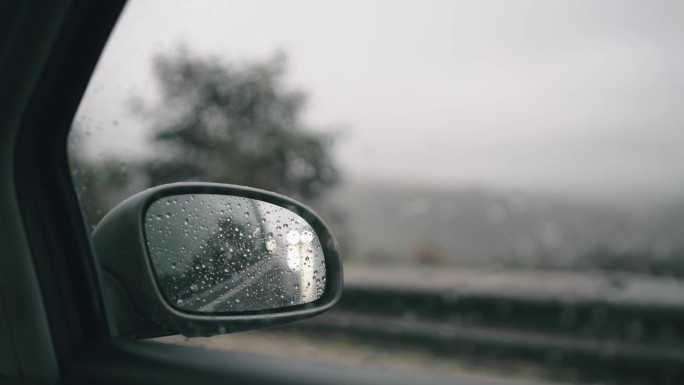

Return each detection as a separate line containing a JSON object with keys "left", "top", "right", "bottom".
{"left": 144, "top": 194, "right": 327, "bottom": 313}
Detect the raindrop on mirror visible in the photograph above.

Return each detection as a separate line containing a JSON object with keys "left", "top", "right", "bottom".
{"left": 144, "top": 194, "right": 326, "bottom": 313}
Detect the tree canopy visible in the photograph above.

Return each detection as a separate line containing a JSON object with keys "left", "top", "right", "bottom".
{"left": 71, "top": 49, "right": 340, "bottom": 229}
{"left": 141, "top": 49, "right": 338, "bottom": 201}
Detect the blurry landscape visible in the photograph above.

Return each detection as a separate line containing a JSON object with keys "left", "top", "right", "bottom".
{"left": 333, "top": 182, "right": 684, "bottom": 278}
{"left": 70, "top": 47, "right": 684, "bottom": 279}
{"left": 68, "top": 0, "right": 684, "bottom": 382}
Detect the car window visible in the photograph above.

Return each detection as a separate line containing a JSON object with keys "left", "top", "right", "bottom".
{"left": 68, "top": 0, "right": 684, "bottom": 383}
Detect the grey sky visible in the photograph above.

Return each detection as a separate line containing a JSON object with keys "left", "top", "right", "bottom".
{"left": 74, "top": 0, "right": 684, "bottom": 202}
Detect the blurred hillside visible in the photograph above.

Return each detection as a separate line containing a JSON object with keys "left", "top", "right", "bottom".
{"left": 329, "top": 182, "right": 684, "bottom": 278}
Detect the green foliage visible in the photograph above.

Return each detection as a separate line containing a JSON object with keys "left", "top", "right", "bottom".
{"left": 140, "top": 49, "right": 338, "bottom": 201}
{"left": 71, "top": 49, "right": 339, "bottom": 229}
{"left": 69, "top": 157, "right": 147, "bottom": 230}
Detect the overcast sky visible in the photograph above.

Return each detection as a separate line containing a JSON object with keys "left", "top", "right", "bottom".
{"left": 74, "top": 0, "right": 684, "bottom": 203}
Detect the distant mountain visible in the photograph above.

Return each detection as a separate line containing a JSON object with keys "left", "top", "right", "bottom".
{"left": 322, "top": 181, "right": 684, "bottom": 275}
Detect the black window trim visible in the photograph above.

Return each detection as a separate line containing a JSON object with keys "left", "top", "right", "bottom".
{"left": 12, "top": 0, "right": 127, "bottom": 371}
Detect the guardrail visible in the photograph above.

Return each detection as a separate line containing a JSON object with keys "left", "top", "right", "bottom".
{"left": 337, "top": 285, "right": 684, "bottom": 346}
{"left": 288, "top": 283, "right": 684, "bottom": 384}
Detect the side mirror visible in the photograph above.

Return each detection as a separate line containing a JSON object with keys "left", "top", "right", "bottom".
{"left": 92, "top": 183, "right": 343, "bottom": 338}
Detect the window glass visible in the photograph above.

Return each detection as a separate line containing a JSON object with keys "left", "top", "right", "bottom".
{"left": 68, "top": 1, "right": 684, "bottom": 383}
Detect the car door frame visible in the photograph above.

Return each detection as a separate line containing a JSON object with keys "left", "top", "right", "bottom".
{"left": 1, "top": 0, "right": 125, "bottom": 381}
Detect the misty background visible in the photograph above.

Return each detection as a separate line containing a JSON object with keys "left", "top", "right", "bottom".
{"left": 69, "top": 0, "right": 684, "bottom": 277}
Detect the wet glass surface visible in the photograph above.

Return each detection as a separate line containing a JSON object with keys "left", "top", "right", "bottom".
{"left": 68, "top": 0, "right": 684, "bottom": 382}
{"left": 144, "top": 194, "right": 326, "bottom": 312}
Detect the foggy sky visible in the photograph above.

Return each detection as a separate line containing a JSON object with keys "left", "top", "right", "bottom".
{"left": 74, "top": 0, "right": 684, "bottom": 203}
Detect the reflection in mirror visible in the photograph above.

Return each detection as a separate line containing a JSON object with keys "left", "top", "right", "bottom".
{"left": 144, "top": 194, "right": 326, "bottom": 313}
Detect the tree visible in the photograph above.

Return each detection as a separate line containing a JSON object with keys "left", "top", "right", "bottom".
{"left": 137, "top": 48, "right": 338, "bottom": 201}
{"left": 71, "top": 48, "right": 341, "bottom": 231}
{"left": 68, "top": 150, "right": 149, "bottom": 231}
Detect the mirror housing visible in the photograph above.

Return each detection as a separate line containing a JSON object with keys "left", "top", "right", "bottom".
{"left": 92, "top": 182, "right": 343, "bottom": 338}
